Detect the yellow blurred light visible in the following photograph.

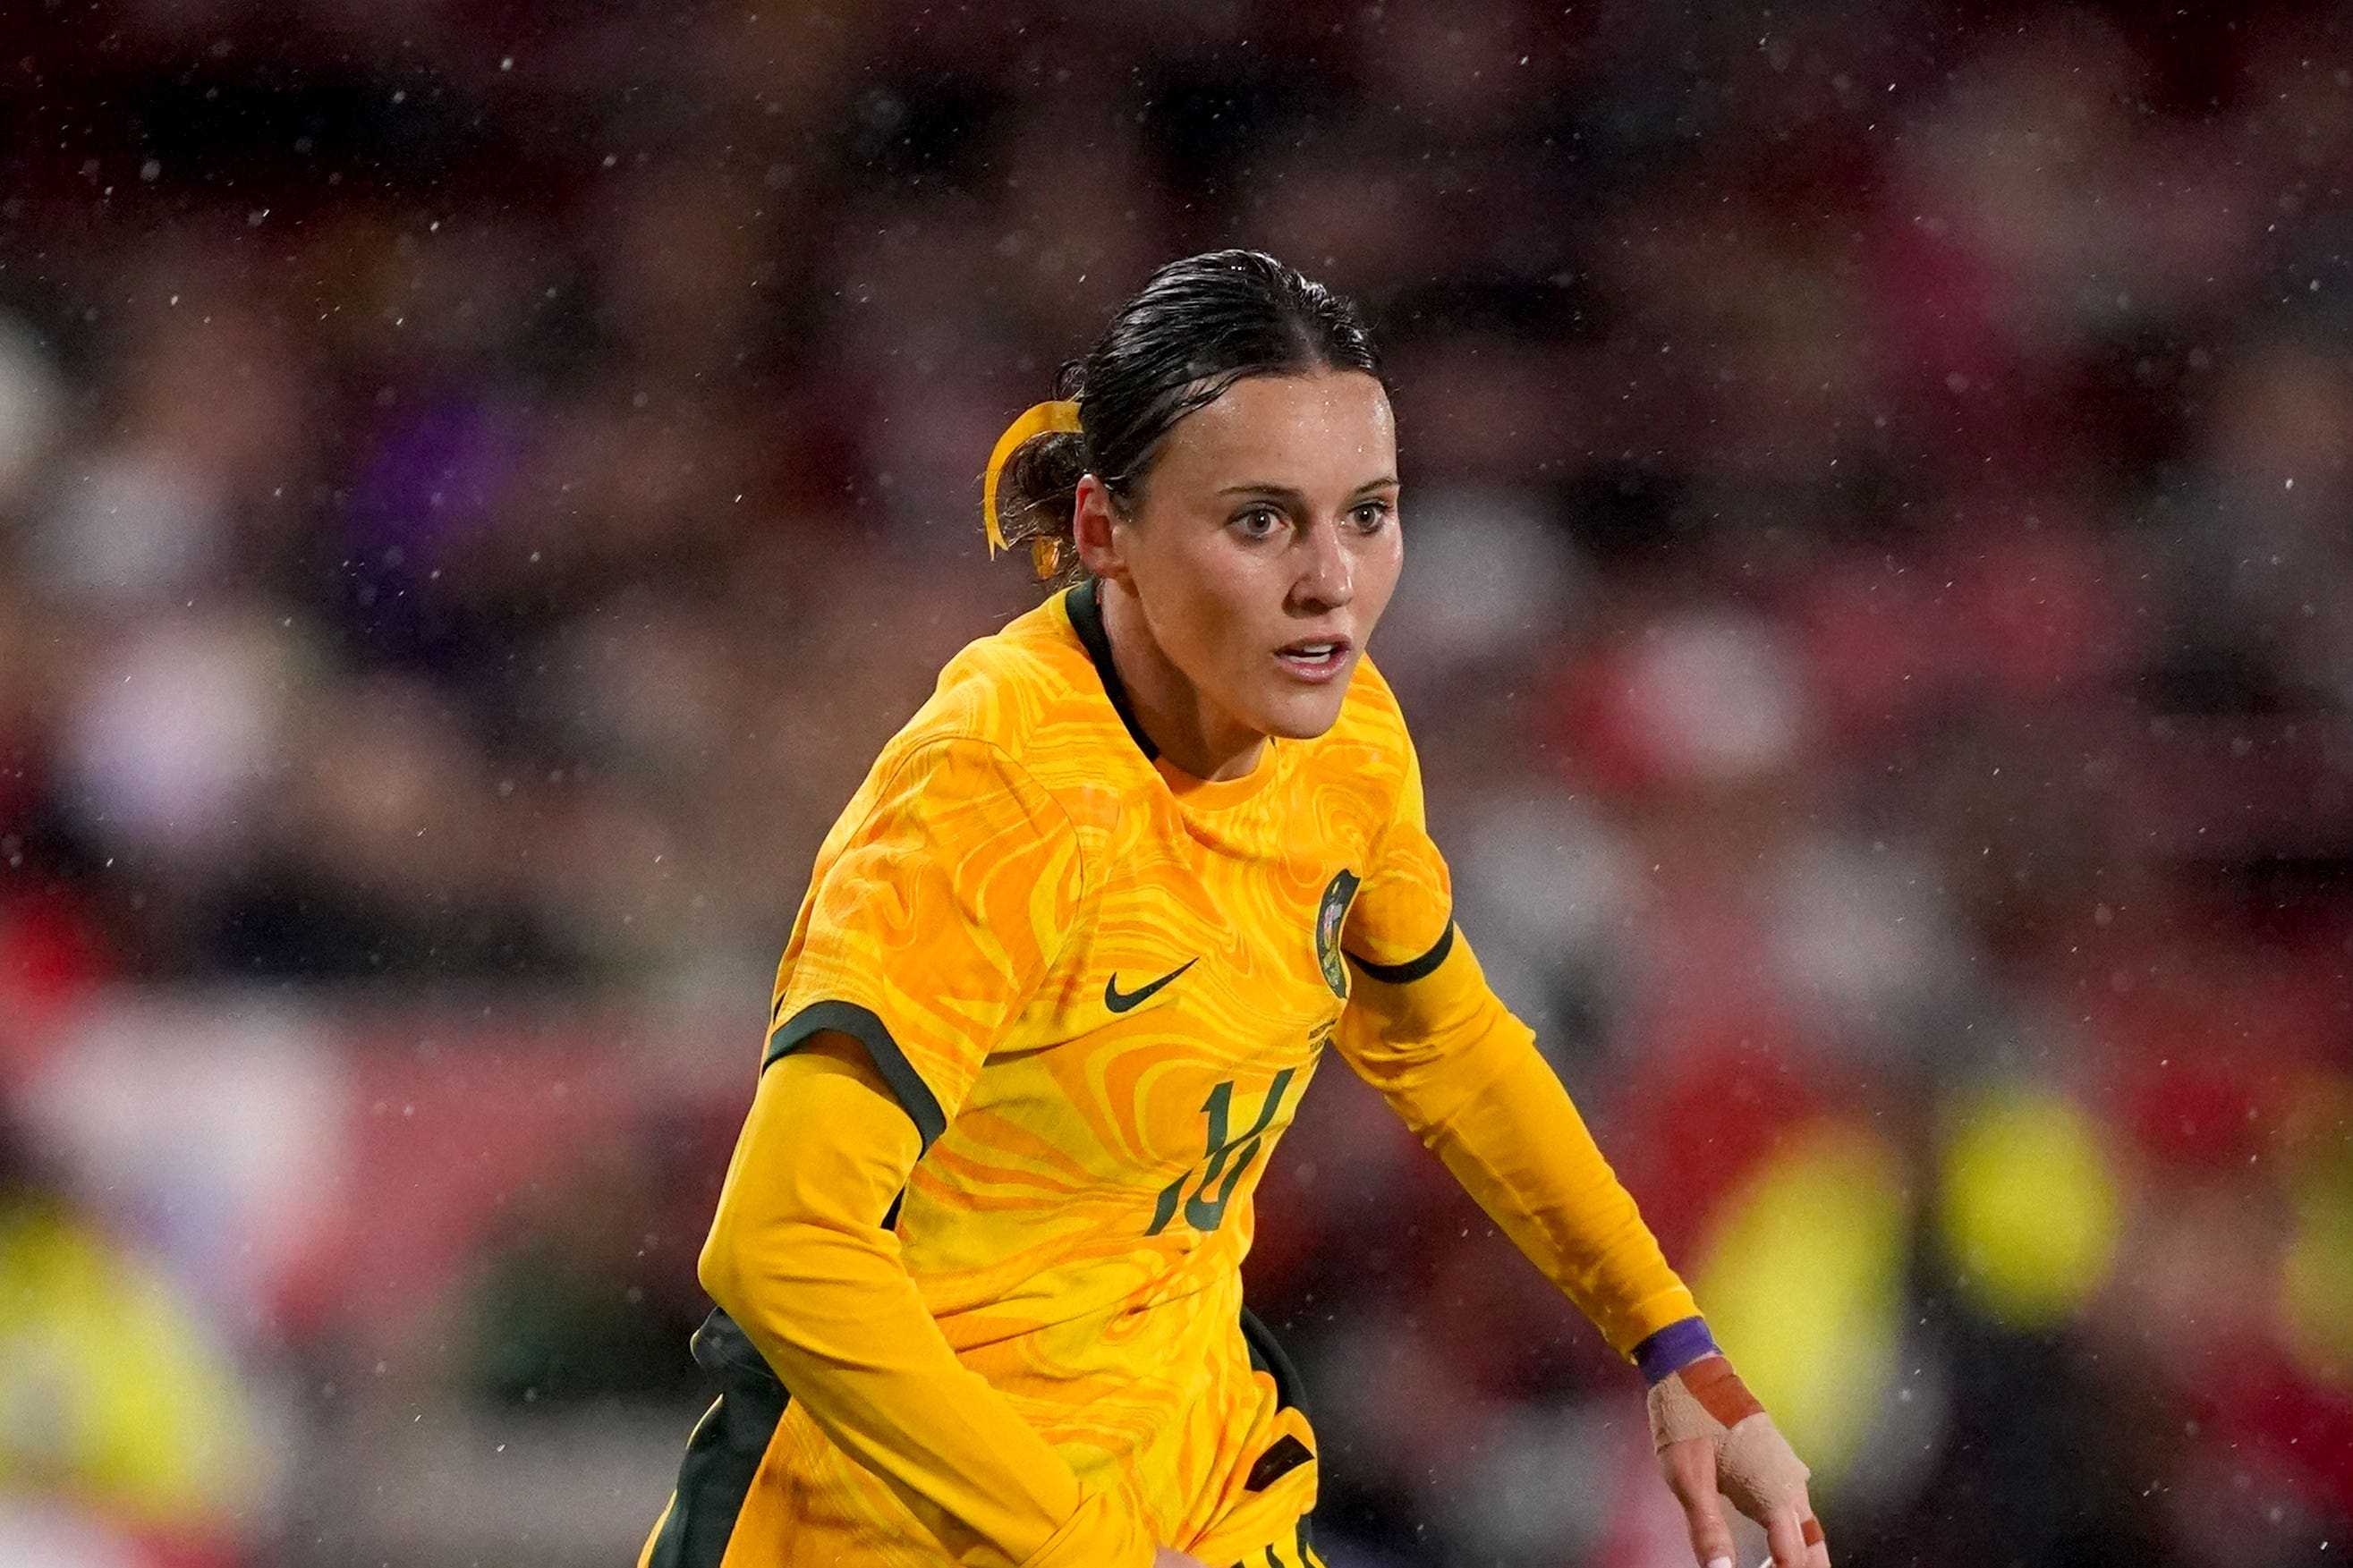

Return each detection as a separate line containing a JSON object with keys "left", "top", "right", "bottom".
{"left": 0, "top": 1203, "right": 262, "bottom": 1526}
{"left": 1694, "top": 1123, "right": 1908, "bottom": 1494}
{"left": 2280, "top": 1143, "right": 2353, "bottom": 1386}
{"left": 1936, "top": 1086, "right": 2121, "bottom": 1330}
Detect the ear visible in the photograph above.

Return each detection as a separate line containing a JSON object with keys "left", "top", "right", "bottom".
{"left": 1071, "top": 474, "right": 1132, "bottom": 589}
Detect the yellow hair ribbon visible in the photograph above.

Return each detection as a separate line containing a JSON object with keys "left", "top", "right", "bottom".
{"left": 981, "top": 398, "right": 1082, "bottom": 556}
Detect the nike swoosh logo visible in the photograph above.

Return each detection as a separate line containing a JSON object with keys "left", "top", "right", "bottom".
{"left": 1104, "top": 959, "right": 1196, "bottom": 1013}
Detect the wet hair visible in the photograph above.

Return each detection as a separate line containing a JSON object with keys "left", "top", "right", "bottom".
{"left": 991, "top": 249, "right": 1384, "bottom": 586}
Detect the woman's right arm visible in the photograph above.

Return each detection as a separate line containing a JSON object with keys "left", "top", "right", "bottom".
{"left": 701, "top": 1030, "right": 1158, "bottom": 1568}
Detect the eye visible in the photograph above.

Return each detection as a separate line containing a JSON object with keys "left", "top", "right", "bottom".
{"left": 1348, "top": 498, "right": 1395, "bottom": 532}
{"left": 1231, "top": 505, "right": 1284, "bottom": 540}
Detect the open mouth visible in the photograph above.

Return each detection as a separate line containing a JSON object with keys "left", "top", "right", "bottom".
{"left": 1274, "top": 636, "right": 1354, "bottom": 682}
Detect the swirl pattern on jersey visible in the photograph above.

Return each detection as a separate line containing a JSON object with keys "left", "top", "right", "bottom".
{"left": 713, "top": 587, "right": 1451, "bottom": 1565}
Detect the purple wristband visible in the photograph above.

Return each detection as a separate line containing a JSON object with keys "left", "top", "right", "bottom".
{"left": 1633, "top": 1316, "right": 1720, "bottom": 1386}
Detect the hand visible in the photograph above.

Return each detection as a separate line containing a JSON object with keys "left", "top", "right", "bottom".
{"left": 1650, "top": 1357, "right": 1828, "bottom": 1568}
{"left": 1151, "top": 1550, "right": 1209, "bottom": 1568}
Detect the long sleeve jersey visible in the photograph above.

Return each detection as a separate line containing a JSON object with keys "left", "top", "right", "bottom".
{"left": 641, "top": 581, "right": 1697, "bottom": 1568}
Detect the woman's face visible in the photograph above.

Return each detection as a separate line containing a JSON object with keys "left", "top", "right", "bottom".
{"left": 1080, "top": 369, "right": 1403, "bottom": 750}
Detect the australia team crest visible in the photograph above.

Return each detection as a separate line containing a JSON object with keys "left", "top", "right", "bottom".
{"left": 1315, "top": 869, "right": 1361, "bottom": 997}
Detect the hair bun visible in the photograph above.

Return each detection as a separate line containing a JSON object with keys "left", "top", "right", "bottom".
{"left": 990, "top": 424, "right": 1091, "bottom": 584}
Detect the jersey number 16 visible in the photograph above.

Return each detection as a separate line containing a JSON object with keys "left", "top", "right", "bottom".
{"left": 1145, "top": 1070, "right": 1298, "bottom": 1237}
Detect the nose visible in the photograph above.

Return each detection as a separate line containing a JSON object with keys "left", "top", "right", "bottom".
{"left": 1289, "top": 516, "right": 1355, "bottom": 614}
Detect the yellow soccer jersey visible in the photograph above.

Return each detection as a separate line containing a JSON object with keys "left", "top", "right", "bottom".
{"left": 643, "top": 580, "right": 1698, "bottom": 1568}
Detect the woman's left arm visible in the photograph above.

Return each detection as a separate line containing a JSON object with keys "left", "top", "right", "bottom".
{"left": 1337, "top": 929, "right": 1692, "bottom": 1358}
{"left": 1338, "top": 940, "right": 1828, "bottom": 1568}
{"left": 1336, "top": 707, "right": 1826, "bottom": 1568}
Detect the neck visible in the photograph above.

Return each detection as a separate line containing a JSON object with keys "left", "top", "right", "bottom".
{"left": 1098, "top": 580, "right": 1267, "bottom": 782}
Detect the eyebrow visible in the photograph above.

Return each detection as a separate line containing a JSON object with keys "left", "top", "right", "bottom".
{"left": 1214, "top": 477, "right": 1401, "bottom": 500}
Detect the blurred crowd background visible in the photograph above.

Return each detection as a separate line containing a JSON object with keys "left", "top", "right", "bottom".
{"left": 3, "top": 2, "right": 2351, "bottom": 1565}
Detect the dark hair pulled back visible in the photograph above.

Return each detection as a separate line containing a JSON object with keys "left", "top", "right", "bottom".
{"left": 990, "top": 249, "right": 1383, "bottom": 585}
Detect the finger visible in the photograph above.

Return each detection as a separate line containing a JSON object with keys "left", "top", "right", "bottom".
{"left": 1763, "top": 1504, "right": 1809, "bottom": 1568}
{"left": 1659, "top": 1438, "right": 1737, "bottom": 1568}
{"left": 1796, "top": 1487, "right": 1829, "bottom": 1568}
{"left": 1785, "top": 1481, "right": 1828, "bottom": 1568}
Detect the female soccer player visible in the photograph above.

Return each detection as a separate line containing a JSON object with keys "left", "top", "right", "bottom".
{"left": 641, "top": 251, "right": 1827, "bottom": 1568}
